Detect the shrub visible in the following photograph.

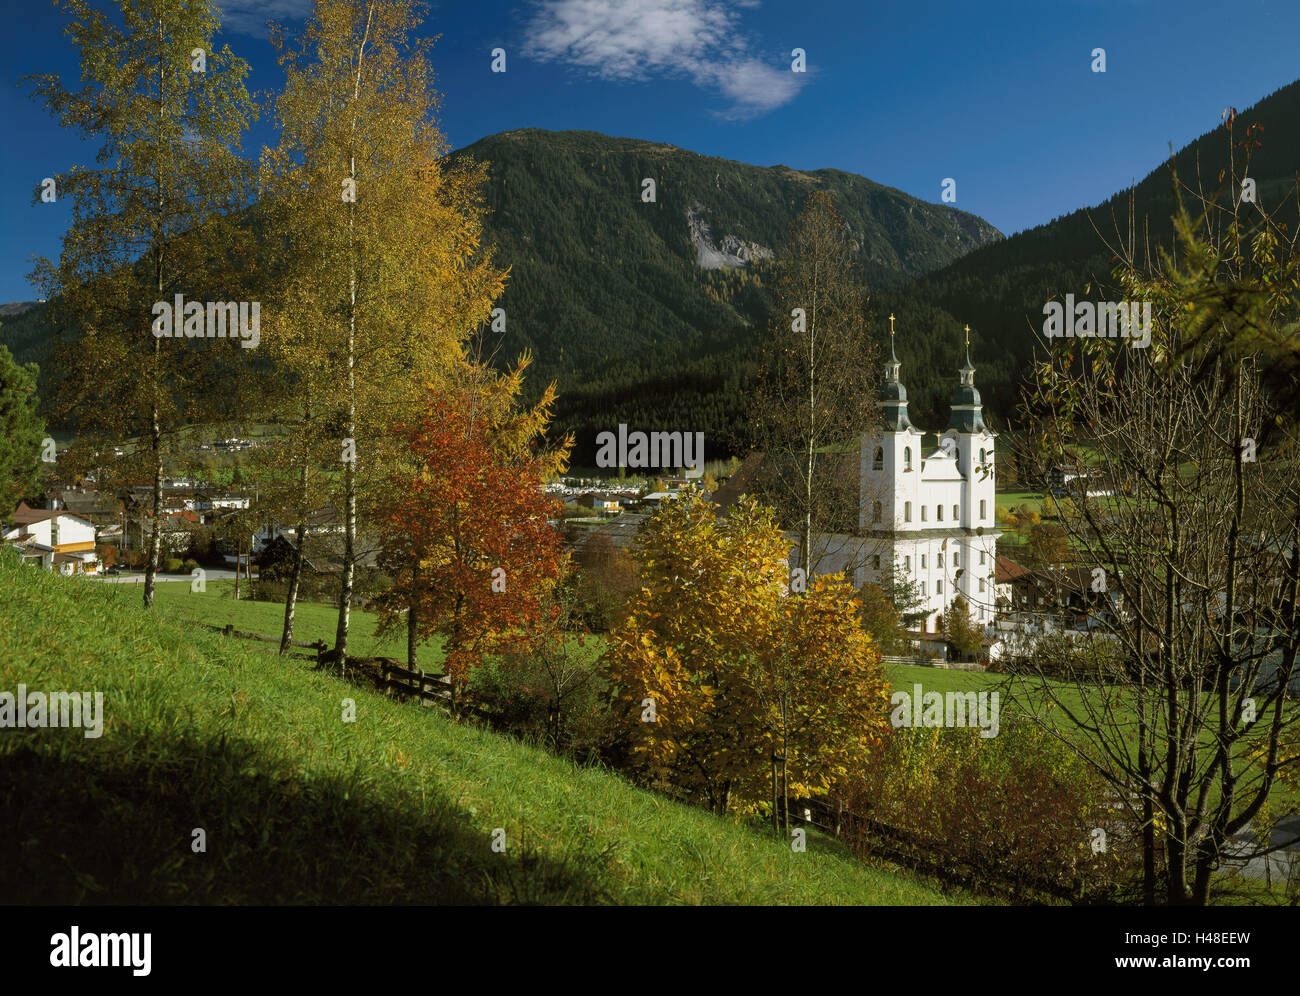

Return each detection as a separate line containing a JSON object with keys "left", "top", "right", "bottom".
{"left": 834, "top": 723, "right": 1138, "bottom": 902}
{"left": 470, "top": 640, "right": 614, "bottom": 760}
{"left": 164, "top": 557, "right": 185, "bottom": 574}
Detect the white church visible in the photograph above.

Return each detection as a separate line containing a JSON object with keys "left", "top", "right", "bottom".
{"left": 853, "top": 317, "right": 1000, "bottom": 635}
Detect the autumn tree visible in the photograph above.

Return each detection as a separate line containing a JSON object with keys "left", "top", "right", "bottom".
{"left": 1026, "top": 521, "right": 1069, "bottom": 570}
{"left": 750, "top": 190, "right": 880, "bottom": 578}
{"left": 572, "top": 530, "right": 640, "bottom": 632}
{"left": 374, "top": 361, "right": 569, "bottom": 686}
{"left": 243, "top": 426, "right": 333, "bottom": 651}
{"left": 478, "top": 580, "right": 609, "bottom": 754}
{"left": 606, "top": 495, "right": 782, "bottom": 814}
{"left": 27, "top": 0, "right": 256, "bottom": 607}
{"left": 606, "top": 494, "right": 890, "bottom": 819}
{"left": 756, "top": 573, "right": 891, "bottom": 833}
{"left": 264, "top": 0, "right": 505, "bottom": 666}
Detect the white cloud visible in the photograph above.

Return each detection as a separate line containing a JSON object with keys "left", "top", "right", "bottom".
{"left": 522, "top": 0, "right": 804, "bottom": 119}
{"left": 710, "top": 56, "right": 803, "bottom": 119}
{"left": 216, "top": 0, "right": 314, "bottom": 38}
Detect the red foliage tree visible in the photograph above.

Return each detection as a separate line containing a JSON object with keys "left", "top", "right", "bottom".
{"left": 377, "top": 382, "right": 567, "bottom": 689}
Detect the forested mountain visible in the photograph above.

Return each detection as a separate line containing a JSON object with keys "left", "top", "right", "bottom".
{"left": 879, "top": 79, "right": 1300, "bottom": 434}
{"left": 1, "top": 129, "right": 999, "bottom": 460}
{"left": 462, "top": 88, "right": 1300, "bottom": 460}
{"left": 10, "top": 78, "right": 1298, "bottom": 463}
{"left": 446, "top": 129, "right": 1001, "bottom": 462}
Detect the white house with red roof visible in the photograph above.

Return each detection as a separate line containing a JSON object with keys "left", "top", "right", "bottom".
{"left": 3, "top": 502, "right": 101, "bottom": 575}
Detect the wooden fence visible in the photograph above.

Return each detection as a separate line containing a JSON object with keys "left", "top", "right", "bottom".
{"left": 317, "top": 648, "right": 454, "bottom": 708}
{"left": 201, "top": 622, "right": 469, "bottom": 713}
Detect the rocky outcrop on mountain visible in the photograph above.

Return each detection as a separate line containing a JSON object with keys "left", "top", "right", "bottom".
{"left": 686, "top": 203, "right": 775, "bottom": 269}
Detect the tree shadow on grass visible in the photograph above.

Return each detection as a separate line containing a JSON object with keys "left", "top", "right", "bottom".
{"left": 0, "top": 734, "right": 613, "bottom": 905}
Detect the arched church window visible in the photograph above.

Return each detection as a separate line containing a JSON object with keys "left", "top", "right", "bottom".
{"left": 904, "top": 447, "right": 912, "bottom": 471}
{"left": 979, "top": 448, "right": 987, "bottom": 466}
{"left": 904, "top": 502, "right": 912, "bottom": 522}
{"left": 872, "top": 501, "right": 882, "bottom": 523}
{"left": 872, "top": 446, "right": 883, "bottom": 471}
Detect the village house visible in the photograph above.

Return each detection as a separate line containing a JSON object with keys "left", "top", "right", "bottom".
{"left": 994, "top": 554, "right": 1032, "bottom": 611}
{"left": 44, "top": 488, "right": 125, "bottom": 548}
{"left": 121, "top": 493, "right": 201, "bottom": 553}
{"left": 3, "top": 503, "right": 100, "bottom": 575}
{"left": 194, "top": 488, "right": 252, "bottom": 522}
{"left": 251, "top": 508, "right": 344, "bottom": 555}
{"left": 575, "top": 491, "right": 623, "bottom": 514}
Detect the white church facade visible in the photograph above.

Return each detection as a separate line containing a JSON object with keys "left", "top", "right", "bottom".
{"left": 855, "top": 319, "right": 1000, "bottom": 635}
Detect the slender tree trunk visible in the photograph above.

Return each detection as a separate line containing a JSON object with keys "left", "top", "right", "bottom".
{"left": 1165, "top": 829, "right": 1190, "bottom": 904}
{"left": 1140, "top": 743, "right": 1156, "bottom": 905}
{"left": 801, "top": 263, "right": 818, "bottom": 579}
{"left": 407, "top": 555, "right": 419, "bottom": 670}
{"left": 143, "top": 16, "right": 165, "bottom": 610}
{"left": 334, "top": 14, "right": 370, "bottom": 669}
{"left": 781, "top": 694, "right": 790, "bottom": 835}
{"left": 771, "top": 751, "right": 780, "bottom": 837}
{"left": 144, "top": 409, "right": 162, "bottom": 608}
{"left": 280, "top": 424, "right": 311, "bottom": 654}
{"left": 234, "top": 534, "right": 241, "bottom": 600}
{"left": 335, "top": 399, "right": 356, "bottom": 666}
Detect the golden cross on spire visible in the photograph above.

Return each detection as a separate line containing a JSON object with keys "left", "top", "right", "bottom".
{"left": 889, "top": 313, "right": 896, "bottom": 338}
{"left": 964, "top": 323, "right": 971, "bottom": 348}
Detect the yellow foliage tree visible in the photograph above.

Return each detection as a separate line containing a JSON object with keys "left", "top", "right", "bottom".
{"left": 261, "top": 0, "right": 506, "bottom": 664}
{"left": 755, "top": 574, "right": 892, "bottom": 831}
{"left": 606, "top": 494, "right": 891, "bottom": 820}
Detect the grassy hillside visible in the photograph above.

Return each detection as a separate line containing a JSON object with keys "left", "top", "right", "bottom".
{"left": 147, "top": 578, "right": 414, "bottom": 660}
{"left": 0, "top": 556, "right": 974, "bottom": 905}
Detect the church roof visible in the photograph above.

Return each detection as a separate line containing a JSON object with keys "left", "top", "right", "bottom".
{"left": 881, "top": 315, "right": 913, "bottom": 429}
{"left": 947, "top": 406, "right": 988, "bottom": 434}
{"left": 881, "top": 402, "right": 913, "bottom": 431}
{"left": 947, "top": 326, "right": 986, "bottom": 432}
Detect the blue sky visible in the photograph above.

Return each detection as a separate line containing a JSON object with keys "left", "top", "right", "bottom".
{"left": 3, "top": 0, "right": 1299, "bottom": 302}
